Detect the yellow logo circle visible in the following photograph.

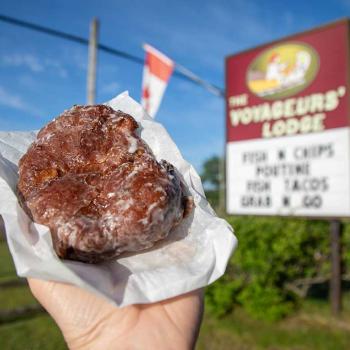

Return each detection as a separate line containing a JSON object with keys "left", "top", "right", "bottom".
{"left": 247, "top": 42, "right": 319, "bottom": 100}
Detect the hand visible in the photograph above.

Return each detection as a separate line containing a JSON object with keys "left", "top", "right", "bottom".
{"left": 28, "top": 278, "right": 204, "bottom": 350}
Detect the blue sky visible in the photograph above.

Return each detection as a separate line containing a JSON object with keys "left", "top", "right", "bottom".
{"left": 0, "top": 0, "right": 349, "bottom": 172}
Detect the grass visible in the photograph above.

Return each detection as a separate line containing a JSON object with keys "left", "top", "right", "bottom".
{"left": 0, "top": 241, "right": 37, "bottom": 312}
{"left": 0, "top": 285, "right": 38, "bottom": 311}
{"left": 0, "top": 314, "right": 67, "bottom": 350}
{"left": 197, "top": 300, "right": 350, "bottom": 350}
{"left": 2, "top": 303, "right": 350, "bottom": 350}
{"left": 0, "top": 240, "right": 66, "bottom": 349}
{"left": 0, "top": 241, "right": 17, "bottom": 281}
{"left": 2, "top": 237, "right": 350, "bottom": 349}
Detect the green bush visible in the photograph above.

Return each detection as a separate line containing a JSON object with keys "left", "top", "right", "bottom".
{"left": 205, "top": 276, "right": 243, "bottom": 317}
{"left": 237, "top": 284, "right": 293, "bottom": 321}
{"left": 206, "top": 216, "right": 336, "bottom": 321}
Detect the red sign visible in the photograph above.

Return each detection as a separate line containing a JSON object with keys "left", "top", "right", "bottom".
{"left": 226, "top": 20, "right": 349, "bottom": 142}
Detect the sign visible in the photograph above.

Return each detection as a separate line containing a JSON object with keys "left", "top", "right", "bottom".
{"left": 225, "top": 20, "right": 350, "bottom": 217}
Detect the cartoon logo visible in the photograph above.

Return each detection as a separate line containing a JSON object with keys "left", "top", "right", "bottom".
{"left": 246, "top": 42, "right": 319, "bottom": 100}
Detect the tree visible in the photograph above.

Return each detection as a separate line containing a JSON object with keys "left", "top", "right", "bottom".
{"left": 201, "top": 155, "right": 220, "bottom": 190}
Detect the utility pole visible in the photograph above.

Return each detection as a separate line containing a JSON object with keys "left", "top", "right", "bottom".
{"left": 87, "top": 18, "right": 99, "bottom": 104}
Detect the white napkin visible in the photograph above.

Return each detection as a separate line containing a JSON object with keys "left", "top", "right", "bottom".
{"left": 0, "top": 92, "right": 237, "bottom": 306}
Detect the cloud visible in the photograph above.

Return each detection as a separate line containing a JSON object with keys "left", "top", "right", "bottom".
{"left": 0, "top": 86, "right": 43, "bottom": 116}
{"left": 100, "top": 81, "right": 120, "bottom": 95}
{"left": 339, "top": 0, "right": 350, "bottom": 8}
{"left": 132, "top": 3, "right": 237, "bottom": 65}
{"left": 18, "top": 75, "right": 38, "bottom": 89}
{"left": 132, "top": 0, "right": 300, "bottom": 74}
{"left": 1, "top": 53, "right": 68, "bottom": 78}
{"left": 62, "top": 46, "right": 87, "bottom": 71}
{"left": 44, "top": 58, "right": 68, "bottom": 78}
{"left": 2, "top": 53, "right": 44, "bottom": 72}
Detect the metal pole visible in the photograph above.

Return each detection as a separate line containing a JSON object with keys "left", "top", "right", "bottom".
{"left": 87, "top": 18, "right": 99, "bottom": 104}
{"left": 330, "top": 219, "right": 342, "bottom": 316}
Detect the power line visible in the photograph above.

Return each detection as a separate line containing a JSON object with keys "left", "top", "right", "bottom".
{"left": 0, "top": 14, "right": 224, "bottom": 97}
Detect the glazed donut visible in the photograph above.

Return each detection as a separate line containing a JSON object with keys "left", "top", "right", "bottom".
{"left": 18, "top": 105, "right": 193, "bottom": 263}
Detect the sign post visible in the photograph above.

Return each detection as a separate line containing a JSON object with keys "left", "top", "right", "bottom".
{"left": 225, "top": 19, "right": 350, "bottom": 314}
{"left": 330, "top": 219, "right": 342, "bottom": 315}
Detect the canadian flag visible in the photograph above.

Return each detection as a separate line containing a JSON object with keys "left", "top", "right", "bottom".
{"left": 141, "top": 44, "right": 174, "bottom": 118}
